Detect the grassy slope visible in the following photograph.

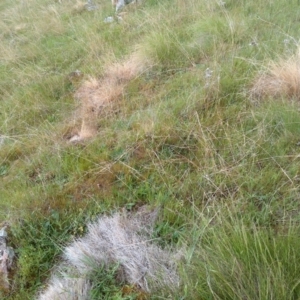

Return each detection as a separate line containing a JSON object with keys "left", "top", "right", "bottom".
{"left": 2, "top": 0, "right": 300, "bottom": 298}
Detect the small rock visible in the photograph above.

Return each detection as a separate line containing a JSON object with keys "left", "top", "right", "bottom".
{"left": 85, "top": 0, "right": 98, "bottom": 11}
{"left": 104, "top": 16, "right": 115, "bottom": 23}
{"left": 0, "top": 228, "right": 7, "bottom": 238}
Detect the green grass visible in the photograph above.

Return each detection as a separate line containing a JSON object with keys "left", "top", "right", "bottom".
{"left": 182, "top": 209, "right": 300, "bottom": 300}
{"left": 2, "top": 0, "right": 300, "bottom": 298}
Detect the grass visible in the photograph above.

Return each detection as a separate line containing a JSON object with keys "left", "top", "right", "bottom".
{"left": 2, "top": 0, "right": 300, "bottom": 298}
{"left": 183, "top": 209, "right": 300, "bottom": 300}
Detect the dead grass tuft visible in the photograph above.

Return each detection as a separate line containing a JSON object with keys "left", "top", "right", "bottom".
{"left": 71, "top": 1, "right": 90, "bottom": 14}
{"left": 71, "top": 52, "right": 152, "bottom": 141}
{"left": 106, "top": 52, "right": 148, "bottom": 82}
{"left": 37, "top": 275, "right": 90, "bottom": 300}
{"left": 251, "top": 50, "right": 300, "bottom": 100}
{"left": 37, "top": 208, "right": 179, "bottom": 299}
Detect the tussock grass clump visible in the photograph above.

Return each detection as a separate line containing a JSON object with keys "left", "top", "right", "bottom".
{"left": 183, "top": 210, "right": 300, "bottom": 300}
{"left": 251, "top": 49, "right": 300, "bottom": 100}
{"left": 37, "top": 208, "right": 179, "bottom": 299}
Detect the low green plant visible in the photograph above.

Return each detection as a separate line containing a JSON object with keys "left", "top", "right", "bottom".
{"left": 89, "top": 264, "right": 123, "bottom": 300}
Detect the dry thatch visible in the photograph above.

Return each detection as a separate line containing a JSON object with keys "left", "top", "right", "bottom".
{"left": 38, "top": 276, "right": 90, "bottom": 300}
{"left": 251, "top": 50, "right": 300, "bottom": 100}
{"left": 36, "top": 207, "right": 179, "bottom": 300}
{"left": 70, "top": 52, "right": 151, "bottom": 142}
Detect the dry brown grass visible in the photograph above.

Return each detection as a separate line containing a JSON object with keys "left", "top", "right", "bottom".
{"left": 70, "top": 51, "right": 152, "bottom": 141}
{"left": 251, "top": 49, "right": 300, "bottom": 100}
